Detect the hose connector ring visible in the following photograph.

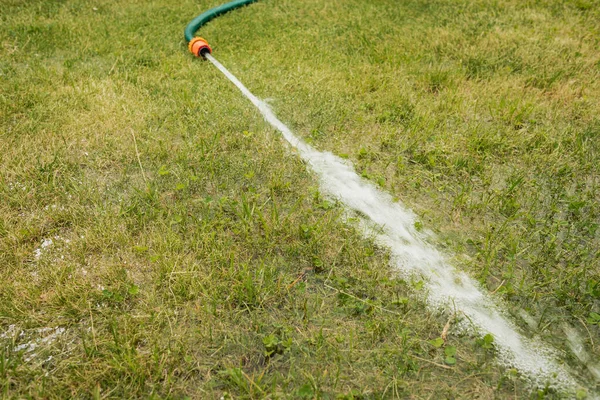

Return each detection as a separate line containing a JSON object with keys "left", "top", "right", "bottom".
{"left": 188, "top": 37, "right": 212, "bottom": 58}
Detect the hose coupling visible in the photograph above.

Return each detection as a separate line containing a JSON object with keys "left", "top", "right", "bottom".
{"left": 188, "top": 37, "right": 212, "bottom": 58}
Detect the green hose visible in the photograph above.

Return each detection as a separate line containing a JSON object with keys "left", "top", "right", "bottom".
{"left": 184, "top": 0, "right": 258, "bottom": 43}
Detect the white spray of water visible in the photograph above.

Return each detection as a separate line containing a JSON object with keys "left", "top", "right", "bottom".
{"left": 205, "top": 54, "right": 584, "bottom": 392}
{"left": 563, "top": 324, "right": 600, "bottom": 382}
{"left": 33, "top": 238, "right": 54, "bottom": 260}
{"left": 1, "top": 325, "right": 66, "bottom": 362}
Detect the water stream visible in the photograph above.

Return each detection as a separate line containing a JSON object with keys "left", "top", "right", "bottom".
{"left": 205, "top": 53, "right": 588, "bottom": 394}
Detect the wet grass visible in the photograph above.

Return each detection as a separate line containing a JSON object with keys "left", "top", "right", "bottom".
{"left": 1, "top": 0, "right": 599, "bottom": 398}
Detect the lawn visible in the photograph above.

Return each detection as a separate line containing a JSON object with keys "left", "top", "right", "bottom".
{"left": 1, "top": 0, "right": 599, "bottom": 398}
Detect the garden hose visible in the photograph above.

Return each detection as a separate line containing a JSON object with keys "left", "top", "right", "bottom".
{"left": 185, "top": 0, "right": 259, "bottom": 57}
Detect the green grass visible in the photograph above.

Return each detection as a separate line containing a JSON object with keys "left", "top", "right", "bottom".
{"left": 1, "top": 0, "right": 599, "bottom": 398}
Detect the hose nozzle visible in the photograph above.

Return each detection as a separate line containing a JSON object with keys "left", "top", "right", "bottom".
{"left": 188, "top": 37, "right": 212, "bottom": 58}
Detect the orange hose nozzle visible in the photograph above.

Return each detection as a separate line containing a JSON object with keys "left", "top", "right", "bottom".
{"left": 188, "top": 37, "right": 212, "bottom": 58}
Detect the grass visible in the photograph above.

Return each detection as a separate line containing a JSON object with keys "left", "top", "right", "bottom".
{"left": 1, "top": 0, "right": 599, "bottom": 398}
